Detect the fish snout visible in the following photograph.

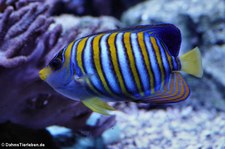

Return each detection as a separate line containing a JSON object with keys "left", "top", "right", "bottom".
{"left": 39, "top": 67, "right": 51, "bottom": 81}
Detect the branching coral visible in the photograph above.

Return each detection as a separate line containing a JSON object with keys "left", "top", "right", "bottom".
{"left": 0, "top": 1, "right": 117, "bottom": 136}
{"left": 46, "top": 0, "right": 144, "bottom": 18}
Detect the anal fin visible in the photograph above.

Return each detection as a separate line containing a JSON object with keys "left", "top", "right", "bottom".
{"left": 144, "top": 72, "right": 190, "bottom": 104}
{"left": 82, "top": 98, "right": 115, "bottom": 115}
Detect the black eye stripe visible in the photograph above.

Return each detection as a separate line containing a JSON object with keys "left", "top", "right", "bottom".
{"left": 49, "top": 58, "right": 62, "bottom": 71}
{"left": 57, "top": 50, "right": 63, "bottom": 60}
{"left": 49, "top": 48, "right": 65, "bottom": 71}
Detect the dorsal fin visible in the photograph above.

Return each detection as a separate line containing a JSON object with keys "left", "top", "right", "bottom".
{"left": 144, "top": 24, "right": 181, "bottom": 57}
{"left": 81, "top": 24, "right": 181, "bottom": 56}
{"left": 142, "top": 72, "right": 190, "bottom": 104}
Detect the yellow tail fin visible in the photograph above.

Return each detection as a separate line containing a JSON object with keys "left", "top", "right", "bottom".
{"left": 180, "top": 47, "right": 203, "bottom": 78}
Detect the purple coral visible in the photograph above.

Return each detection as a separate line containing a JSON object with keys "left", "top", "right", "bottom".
{"left": 0, "top": 0, "right": 116, "bottom": 138}
{"left": 47, "top": 0, "right": 144, "bottom": 18}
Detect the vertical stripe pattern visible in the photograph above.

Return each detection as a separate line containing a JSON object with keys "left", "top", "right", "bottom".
{"left": 108, "top": 33, "right": 130, "bottom": 96}
{"left": 137, "top": 32, "right": 155, "bottom": 95}
{"left": 124, "top": 32, "right": 144, "bottom": 97}
{"left": 150, "top": 37, "right": 165, "bottom": 89}
{"left": 93, "top": 34, "right": 114, "bottom": 96}
{"left": 72, "top": 31, "right": 181, "bottom": 100}
{"left": 76, "top": 37, "right": 101, "bottom": 95}
{"left": 116, "top": 33, "right": 134, "bottom": 96}
{"left": 101, "top": 34, "right": 121, "bottom": 94}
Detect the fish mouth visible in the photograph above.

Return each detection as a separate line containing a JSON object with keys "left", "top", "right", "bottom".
{"left": 39, "top": 67, "right": 51, "bottom": 81}
{"left": 39, "top": 70, "right": 46, "bottom": 80}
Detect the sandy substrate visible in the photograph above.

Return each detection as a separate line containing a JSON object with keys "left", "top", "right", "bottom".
{"left": 107, "top": 102, "right": 225, "bottom": 149}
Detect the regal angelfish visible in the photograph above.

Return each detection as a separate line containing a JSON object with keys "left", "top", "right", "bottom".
{"left": 39, "top": 24, "right": 203, "bottom": 115}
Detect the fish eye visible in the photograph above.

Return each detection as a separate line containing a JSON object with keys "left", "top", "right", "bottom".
{"left": 49, "top": 58, "right": 62, "bottom": 71}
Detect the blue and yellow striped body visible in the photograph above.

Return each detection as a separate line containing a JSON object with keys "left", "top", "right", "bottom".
{"left": 65, "top": 31, "right": 181, "bottom": 101}
{"left": 39, "top": 24, "right": 204, "bottom": 114}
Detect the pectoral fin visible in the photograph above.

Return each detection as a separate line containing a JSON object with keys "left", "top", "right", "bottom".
{"left": 74, "top": 74, "right": 95, "bottom": 84}
{"left": 81, "top": 98, "right": 115, "bottom": 115}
